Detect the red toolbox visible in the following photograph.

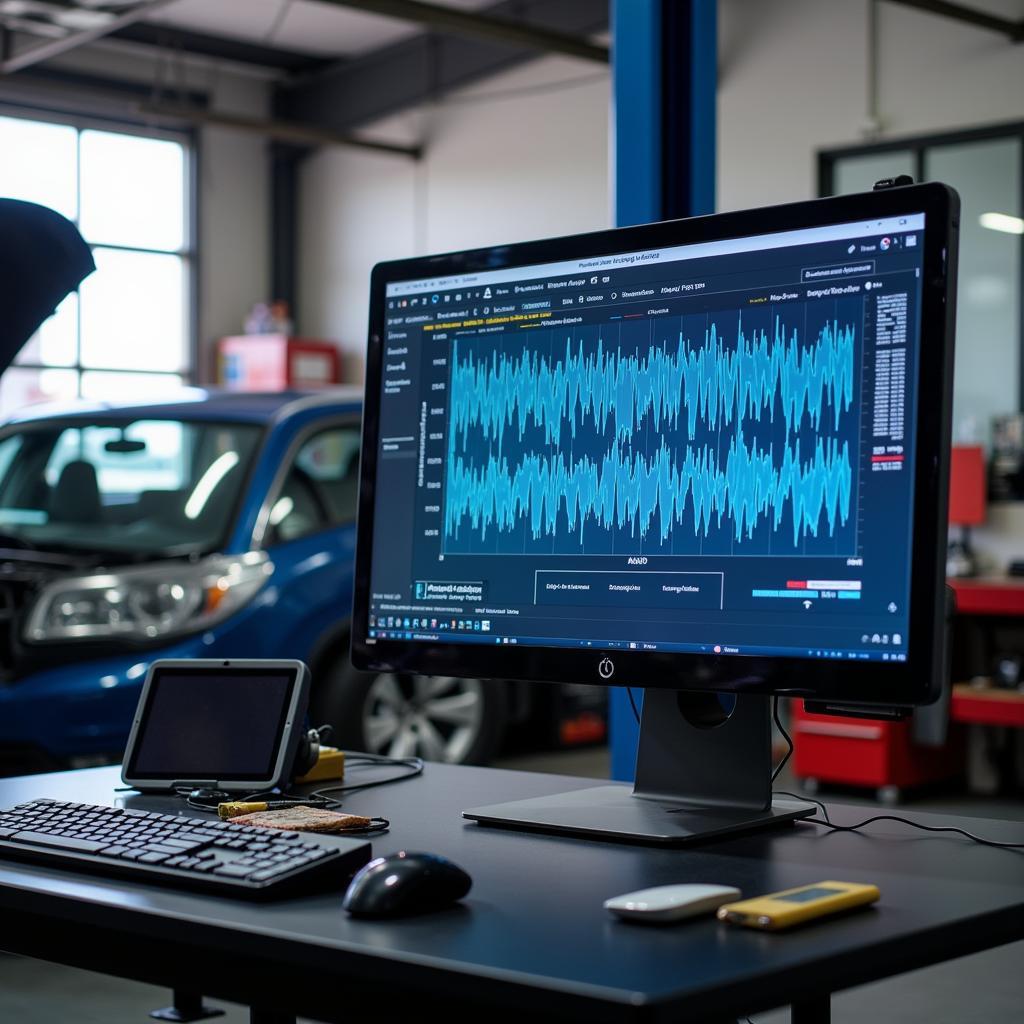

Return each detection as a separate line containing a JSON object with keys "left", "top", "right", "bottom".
{"left": 791, "top": 701, "right": 962, "bottom": 802}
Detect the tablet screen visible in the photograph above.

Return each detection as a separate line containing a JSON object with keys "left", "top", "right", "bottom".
{"left": 126, "top": 666, "right": 295, "bottom": 782}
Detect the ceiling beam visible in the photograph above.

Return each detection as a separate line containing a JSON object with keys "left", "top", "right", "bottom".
{"left": 8, "top": 64, "right": 207, "bottom": 107}
{"left": 138, "top": 100, "right": 422, "bottom": 158}
{"left": 883, "top": 0, "right": 1024, "bottom": 42}
{"left": 314, "top": 0, "right": 608, "bottom": 63}
{"left": 0, "top": 0, "right": 181, "bottom": 75}
{"left": 111, "top": 22, "right": 335, "bottom": 73}
{"left": 278, "top": 0, "right": 608, "bottom": 135}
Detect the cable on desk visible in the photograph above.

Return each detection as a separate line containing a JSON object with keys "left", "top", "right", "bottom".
{"left": 335, "top": 816, "right": 391, "bottom": 835}
{"left": 310, "top": 753, "right": 424, "bottom": 802}
{"left": 805, "top": 813, "right": 1024, "bottom": 850}
{"left": 164, "top": 753, "right": 423, "bottom": 812}
{"left": 774, "top": 781, "right": 1023, "bottom": 850}
{"left": 774, "top": 789, "right": 831, "bottom": 824}
{"left": 174, "top": 786, "right": 331, "bottom": 813}
{"left": 621, "top": 693, "right": 1019, "bottom": 851}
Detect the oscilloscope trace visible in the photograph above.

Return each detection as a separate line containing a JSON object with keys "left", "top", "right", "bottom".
{"left": 443, "top": 300, "right": 863, "bottom": 559}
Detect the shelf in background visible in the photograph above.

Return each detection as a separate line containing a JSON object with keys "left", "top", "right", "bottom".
{"left": 951, "top": 683, "right": 1024, "bottom": 728}
{"left": 948, "top": 577, "right": 1024, "bottom": 616}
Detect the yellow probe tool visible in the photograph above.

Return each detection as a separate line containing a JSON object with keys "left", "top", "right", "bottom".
{"left": 218, "top": 747, "right": 346, "bottom": 818}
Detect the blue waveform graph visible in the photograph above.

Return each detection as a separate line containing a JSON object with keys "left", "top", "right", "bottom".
{"left": 449, "top": 313, "right": 855, "bottom": 450}
{"left": 443, "top": 301, "right": 863, "bottom": 557}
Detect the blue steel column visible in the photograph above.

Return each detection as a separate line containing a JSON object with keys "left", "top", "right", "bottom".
{"left": 609, "top": 0, "right": 717, "bottom": 782}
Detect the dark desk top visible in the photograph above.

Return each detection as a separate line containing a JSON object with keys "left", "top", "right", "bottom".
{"left": 0, "top": 764, "right": 1022, "bottom": 1023}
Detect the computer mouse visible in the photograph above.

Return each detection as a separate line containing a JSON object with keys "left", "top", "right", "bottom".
{"left": 604, "top": 884, "right": 741, "bottom": 923}
{"left": 342, "top": 850, "right": 472, "bottom": 918}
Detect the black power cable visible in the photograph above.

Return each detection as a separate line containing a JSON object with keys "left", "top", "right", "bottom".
{"left": 626, "top": 687, "right": 642, "bottom": 725}
{"left": 804, "top": 813, "right": 1024, "bottom": 850}
{"left": 619, "top": 688, "right": 1022, "bottom": 851}
{"left": 310, "top": 752, "right": 424, "bottom": 801}
{"left": 173, "top": 750, "right": 424, "bottom": 828}
{"left": 770, "top": 695, "right": 793, "bottom": 783}
{"left": 774, "top": 788, "right": 831, "bottom": 824}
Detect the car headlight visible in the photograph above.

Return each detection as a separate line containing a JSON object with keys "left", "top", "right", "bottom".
{"left": 24, "top": 552, "right": 273, "bottom": 643}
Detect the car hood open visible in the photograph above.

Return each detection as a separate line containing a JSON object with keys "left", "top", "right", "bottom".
{"left": 0, "top": 199, "right": 95, "bottom": 373}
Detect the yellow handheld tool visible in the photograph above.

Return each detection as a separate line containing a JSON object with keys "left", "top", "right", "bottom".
{"left": 296, "top": 746, "right": 345, "bottom": 784}
{"left": 717, "top": 880, "right": 880, "bottom": 931}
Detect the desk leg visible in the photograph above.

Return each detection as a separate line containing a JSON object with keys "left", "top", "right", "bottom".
{"left": 792, "top": 994, "right": 830, "bottom": 1023}
{"left": 250, "top": 1011, "right": 295, "bottom": 1024}
{"left": 149, "top": 991, "right": 224, "bottom": 1021}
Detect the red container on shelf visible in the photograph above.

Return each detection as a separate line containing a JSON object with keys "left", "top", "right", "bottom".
{"left": 217, "top": 335, "right": 341, "bottom": 390}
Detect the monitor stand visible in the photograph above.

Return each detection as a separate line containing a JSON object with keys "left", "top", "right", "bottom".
{"left": 464, "top": 690, "right": 816, "bottom": 845}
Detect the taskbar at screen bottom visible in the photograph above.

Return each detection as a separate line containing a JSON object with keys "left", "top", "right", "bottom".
{"left": 365, "top": 630, "right": 908, "bottom": 664}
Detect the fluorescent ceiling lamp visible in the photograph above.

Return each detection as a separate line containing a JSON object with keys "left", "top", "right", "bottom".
{"left": 185, "top": 451, "right": 239, "bottom": 520}
{"left": 54, "top": 10, "right": 116, "bottom": 30}
{"left": 979, "top": 212, "right": 1024, "bottom": 235}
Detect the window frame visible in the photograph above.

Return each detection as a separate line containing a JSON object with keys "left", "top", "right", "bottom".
{"left": 818, "top": 119, "right": 1024, "bottom": 411}
{"left": 0, "top": 101, "right": 200, "bottom": 389}
{"left": 253, "top": 414, "right": 363, "bottom": 551}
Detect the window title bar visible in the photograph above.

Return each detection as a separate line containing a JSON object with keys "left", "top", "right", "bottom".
{"left": 385, "top": 213, "right": 926, "bottom": 297}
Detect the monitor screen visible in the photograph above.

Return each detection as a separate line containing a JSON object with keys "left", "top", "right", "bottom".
{"left": 126, "top": 667, "right": 294, "bottom": 781}
{"left": 355, "top": 187, "right": 957, "bottom": 704}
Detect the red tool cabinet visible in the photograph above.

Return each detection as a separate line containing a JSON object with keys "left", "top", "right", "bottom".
{"left": 792, "top": 578, "right": 1024, "bottom": 800}
{"left": 791, "top": 702, "right": 962, "bottom": 803}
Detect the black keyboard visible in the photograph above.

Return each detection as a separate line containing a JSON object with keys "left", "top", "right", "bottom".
{"left": 0, "top": 799, "right": 371, "bottom": 898}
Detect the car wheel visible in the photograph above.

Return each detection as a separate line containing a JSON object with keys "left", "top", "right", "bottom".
{"left": 312, "top": 657, "right": 507, "bottom": 765}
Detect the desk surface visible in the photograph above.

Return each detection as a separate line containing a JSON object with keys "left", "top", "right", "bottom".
{"left": 0, "top": 764, "right": 1022, "bottom": 1024}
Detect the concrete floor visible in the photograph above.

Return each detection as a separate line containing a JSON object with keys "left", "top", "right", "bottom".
{"left": 1, "top": 746, "right": 1021, "bottom": 1023}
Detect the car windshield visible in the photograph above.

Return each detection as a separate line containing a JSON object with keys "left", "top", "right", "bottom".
{"left": 0, "top": 418, "right": 263, "bottom": 557}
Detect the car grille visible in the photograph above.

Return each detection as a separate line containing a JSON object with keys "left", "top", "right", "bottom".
{"left": 0, "top": 562, "right": 63, "bottom": 682}
{"left": 0, "top": 582, "right": 18, "bottom": 677}
{"left": 0, "top": 742, "right": 61, "bottom": 777}
{"left": 0, "top": 577, "right": 41, "bottom": 680}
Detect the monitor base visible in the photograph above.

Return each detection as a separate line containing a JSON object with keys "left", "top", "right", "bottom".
{"left": 463, "top": 786, "right": 815, "bottom": 845}
{"left": 466, "top": 691, "right": 816, "bottom": 845}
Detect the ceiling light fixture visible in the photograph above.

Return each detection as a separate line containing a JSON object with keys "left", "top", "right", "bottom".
{"left": 979, "top": 212, "right": 1024, "bottom": 235}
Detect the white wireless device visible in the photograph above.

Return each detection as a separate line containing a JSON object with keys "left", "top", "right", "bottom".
{"left": 604, "top": 884, "right": 742, "bottom": 923}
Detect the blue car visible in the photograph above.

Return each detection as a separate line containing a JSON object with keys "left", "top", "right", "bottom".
{"left": 0, "top": 388, "right": 522, "bottom": 772}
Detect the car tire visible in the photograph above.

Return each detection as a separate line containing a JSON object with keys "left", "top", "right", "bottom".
{"left": 312, "top": 656, "right": 507, "bottom": 765}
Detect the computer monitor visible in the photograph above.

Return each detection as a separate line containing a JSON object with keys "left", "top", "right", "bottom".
{"left": 353, "top": 183, "right": 959, "bottom": 844}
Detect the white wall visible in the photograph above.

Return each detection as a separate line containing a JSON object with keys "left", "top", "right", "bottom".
{"left": 298, "top": 55, "right": 611, "bottom": 373}
{"left": 717, "top": 0, "right": 1024, "bottom": 482}
{"left": 717, "top": 0, "right": 1024, "bottom": 211}
{"left": 191, "top": 72, "right": 272, "bottom": 370}
{"left": 300, "top": 0, "right": 1024, "bottom": 376}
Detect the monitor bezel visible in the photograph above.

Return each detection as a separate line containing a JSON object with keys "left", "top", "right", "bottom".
{"left": 352, "top": 183, "right": 958, "bottom": 707}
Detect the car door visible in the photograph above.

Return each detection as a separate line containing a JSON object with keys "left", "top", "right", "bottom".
{"left": 258, "top": 415, "right": 508, "bottom": 764}
{"left": 257, "top": 419, "right": 361, "bottom": 665}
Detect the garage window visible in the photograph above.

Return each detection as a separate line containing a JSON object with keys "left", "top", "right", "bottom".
{"left": 0, "top": 110, "right": 194, "bottom": 417}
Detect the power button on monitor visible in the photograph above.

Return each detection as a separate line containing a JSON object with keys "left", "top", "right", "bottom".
{"left": 598, "top": 658, "right": 615, "bottom": 680}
